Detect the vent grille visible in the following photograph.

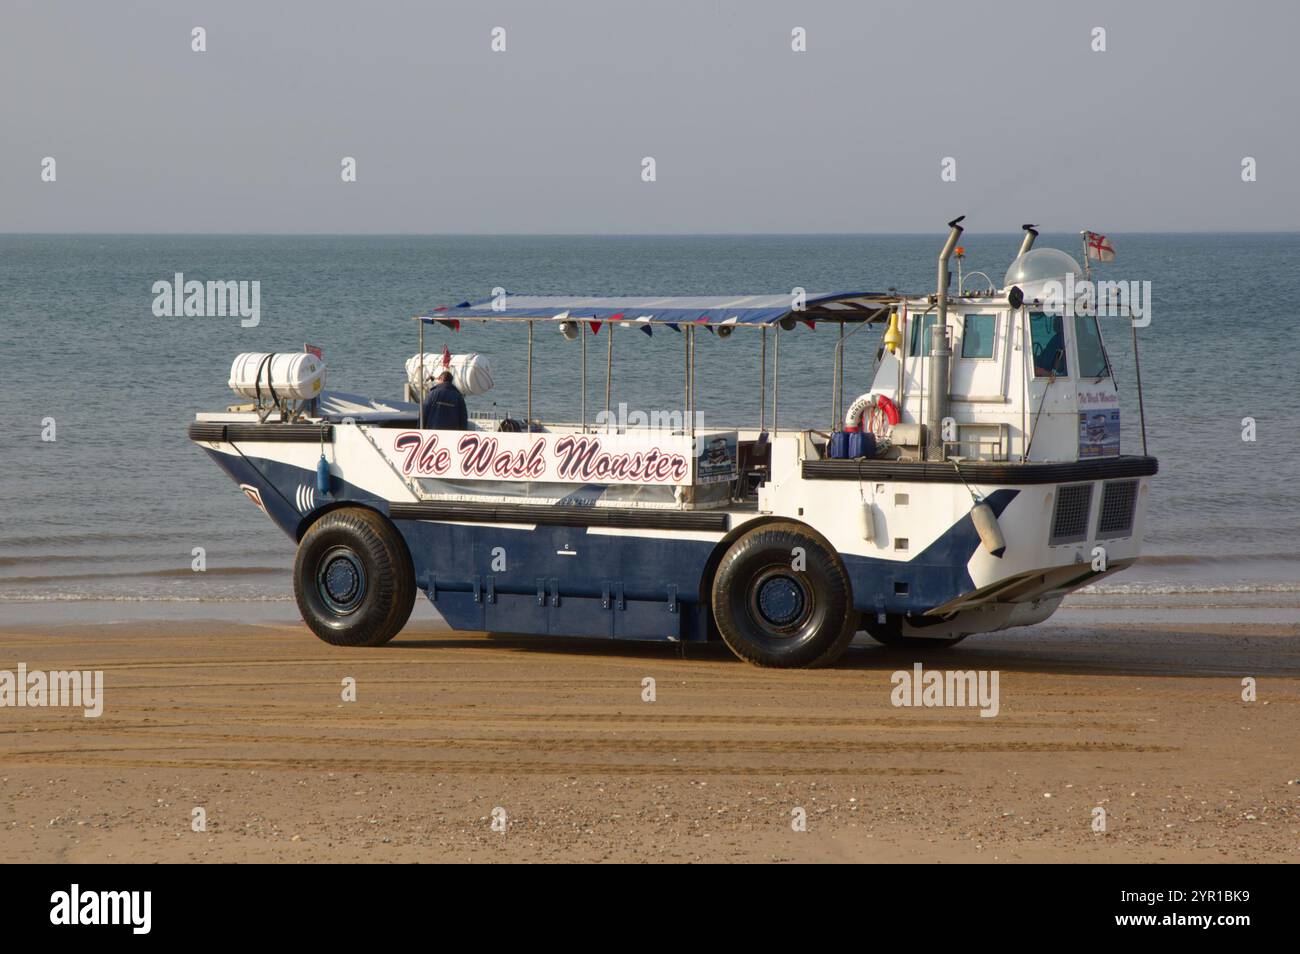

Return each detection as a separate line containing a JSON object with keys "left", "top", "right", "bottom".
{"left": 1050, "top": 483, "right": 1094, "bottom": 545}
{"left": 1097, "top": 479, "right": 1139, "bottom": 538}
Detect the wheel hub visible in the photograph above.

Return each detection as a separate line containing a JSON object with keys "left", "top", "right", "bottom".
{"left": 317, "top": 547, "right": 366, "bottom": 615}
{"left": 755, "top": 573, "right": 806, "bottom": 627}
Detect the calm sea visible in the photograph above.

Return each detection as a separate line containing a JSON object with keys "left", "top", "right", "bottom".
{"left": 1, "top": 233, "right": 1297, "bottom": 620}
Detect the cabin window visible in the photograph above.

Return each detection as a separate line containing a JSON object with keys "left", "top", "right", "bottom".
{"left": 961, "top": 314, "right": 996, "bottom": 358}
{"left": 1029, "top": 312, "right": 1068, "bottom": 376}
{"left": 1073, "top": 315, "right": 1110, "bottom": 379}
{"left": 909, "top": 314, "right": 939, "bottom": 357}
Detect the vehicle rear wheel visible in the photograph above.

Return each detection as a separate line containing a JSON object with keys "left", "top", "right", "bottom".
{"left": 862, "top": 613, "right": 967, "bottom": 649}
{"left": 711, "top": 523, "right": 855, "bottom": 668}
{"left": 294, "top": 507, "right": 415, "bottom": 647}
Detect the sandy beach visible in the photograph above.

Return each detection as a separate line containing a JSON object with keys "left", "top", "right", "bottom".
{"left": 1, "top": 615, "right": 1296, "bottom": 863}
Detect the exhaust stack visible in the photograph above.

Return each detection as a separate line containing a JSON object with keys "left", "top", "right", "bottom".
{"left": 928, "top": 216, "right": 964, "bottom": 461}
{"left": 936, "top": 215, "right": 965, "bottom": 330}
{"left": 1018, "top": 223, "right": 1039, "bottom": 258}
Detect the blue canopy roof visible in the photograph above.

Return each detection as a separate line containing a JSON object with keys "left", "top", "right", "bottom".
{"left": 414, "top": 293, "right": 894, "bottom": 327}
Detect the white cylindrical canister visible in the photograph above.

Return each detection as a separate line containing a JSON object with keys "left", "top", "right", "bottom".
{"left": 229, "top": 352, "right": 325, "bottom": 401}
{"left": 405, "top": 353, "right": 495, "bottom": 397}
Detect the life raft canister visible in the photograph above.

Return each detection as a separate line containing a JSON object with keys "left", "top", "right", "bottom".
{"left": 844, "top": 392, "right": 900, "bottom": 433}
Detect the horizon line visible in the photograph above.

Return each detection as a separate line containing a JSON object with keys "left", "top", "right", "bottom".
{"left": 2, "top": 228, "right": 1298, "bottom": 238}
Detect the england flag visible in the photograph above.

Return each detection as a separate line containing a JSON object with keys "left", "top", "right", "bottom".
{"left": 1082, "top": 230, "right": 1116, "bottom": 262}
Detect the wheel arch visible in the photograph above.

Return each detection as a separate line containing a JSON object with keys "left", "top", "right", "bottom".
{"left": 294, "top": 500, "right": 391, "bottom": 542}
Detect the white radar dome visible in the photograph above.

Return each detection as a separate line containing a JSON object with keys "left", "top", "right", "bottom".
{"left": 1002, "top": 248, "right": 1085, "bottom": 297}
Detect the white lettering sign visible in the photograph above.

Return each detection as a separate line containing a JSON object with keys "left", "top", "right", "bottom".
{"left": 387, "top": 430, "right": 715, "bottom": 486}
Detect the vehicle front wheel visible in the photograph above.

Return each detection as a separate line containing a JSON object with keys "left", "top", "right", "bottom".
{"left": 294, "top": 507, "right": 415, "bottom": 647}
{"left": 711, "top": 523, "right": 856, "bottom": 668}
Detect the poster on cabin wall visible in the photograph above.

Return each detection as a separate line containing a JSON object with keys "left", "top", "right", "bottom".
{"left": 694, "top": 433, "right": 738, "bottom": 485}
{"left": 1077, "top": 388, "right": 1121, "bottom": 458}
{"left": 1078, "top": 410, "right": 1120, "bottom": 457}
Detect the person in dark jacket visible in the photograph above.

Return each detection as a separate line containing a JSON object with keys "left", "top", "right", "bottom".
{"left": 423, "top": 371, "right": 468, "bottom": 429}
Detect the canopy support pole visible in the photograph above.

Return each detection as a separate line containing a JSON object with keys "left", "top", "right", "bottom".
{"left": 832, "top": 319, "right": 875, "bottom": 431}
{"left": 580, "top": 323, "right": 587, "bottom": 432}
{"left": 689, "top": 325, "right": 697, "bottom": 442}
{"left": 605, "top": 320, "right": 614, "bottom": 422}
{"left": 760, "top": 327, "right": 767, "bottom": 432}
{"left": 834, "top": 322, "right": 844, "bottom": 430}
{"left": 1131, "top": 318, "right": 1149, "bottom": 455}
{"left": 1020, "top": 308, "right": 1029, "bottom": 461}
{"left": 526, "top": 321, "right": 533, "bottom": 431}
{"left": 418, "top": 319, "right": 425, "bottom": 430}
{"left": 772, "top": 327, "right": 780, "bottom": 436}
{"left": 683, "top": 329, "right": 690, "bottom": 436}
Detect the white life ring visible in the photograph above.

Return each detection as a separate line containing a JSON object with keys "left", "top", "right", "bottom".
{"left": 844, "top": 392, "right": 901, "bottom": 441}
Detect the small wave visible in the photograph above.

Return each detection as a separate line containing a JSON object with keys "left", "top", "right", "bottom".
{"left": 0, "top": 530, "right": 188, "bottom": 548}
{"left": 0, "top": 593, "right": 293, "bottom": 603}
{"left": 0, "top": 566, "right": 288, "bottom": 585}
{"left": 0, "top": 551, "right": 287, "bottom": 568}
{"left": 1139, "top": 552, "right": 1300, "bottom": 567}
{"left": 0, "top": 553, "right": 135, "bottom": 568}
{"left": 1081, "top": 581, "right": 1300, "bottom": 596}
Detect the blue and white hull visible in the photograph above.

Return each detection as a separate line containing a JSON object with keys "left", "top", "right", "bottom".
{"left": 189, "top": 418, "right": 1156, "bottom": 646}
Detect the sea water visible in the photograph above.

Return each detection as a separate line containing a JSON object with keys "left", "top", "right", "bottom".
{"left": 1, "top": 233, "right": 1296, "bottom": 621}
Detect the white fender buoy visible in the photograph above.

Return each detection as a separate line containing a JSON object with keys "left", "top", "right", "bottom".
{"left": 860, "top": 501, "right": 875, "bottom": 542}
{"left": 970, "top": 501, "right": 1006, "bottom": 557}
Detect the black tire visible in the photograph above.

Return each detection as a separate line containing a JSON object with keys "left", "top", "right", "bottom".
{"left": 293, "top": 507, "right": 415, "bottom": 647}
{"left": 862, "top": 613, "right": 966, "bottom": 649}
{"left": 710, "top": 523, "right": 856, "bottom": 668}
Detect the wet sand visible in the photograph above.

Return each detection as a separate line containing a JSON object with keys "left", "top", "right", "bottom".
{"left": 0, "top": 617, "right": 1297, "bottom": 863}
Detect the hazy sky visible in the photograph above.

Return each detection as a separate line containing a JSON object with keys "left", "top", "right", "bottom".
{"left": 2, "top": 0, "right": 1294, "bottom": 233}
